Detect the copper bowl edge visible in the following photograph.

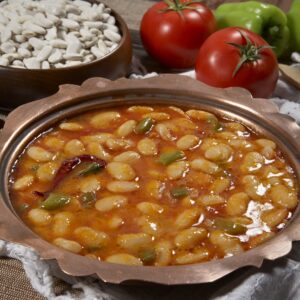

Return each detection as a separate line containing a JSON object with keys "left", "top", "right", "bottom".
{"left": 0, "top": 74, "right": 300, "bottom": 285}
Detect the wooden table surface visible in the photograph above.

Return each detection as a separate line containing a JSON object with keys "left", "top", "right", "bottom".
{"left": 0, "top": 1, "right": 295, "bottom": 299}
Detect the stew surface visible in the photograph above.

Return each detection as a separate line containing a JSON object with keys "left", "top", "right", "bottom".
{"left": 9, "top": 105, "right": 299, "bottom": 266}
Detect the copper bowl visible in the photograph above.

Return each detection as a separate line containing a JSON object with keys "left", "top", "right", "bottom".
{"left": 1, "top": 75, "right": 300, "bottom": 285}
{"left": 0, "top": 1, "right": 132, "bottom": 110}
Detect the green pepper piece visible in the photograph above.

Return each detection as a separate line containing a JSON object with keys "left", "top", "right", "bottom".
{"left": 30, "top": 164, "right": 39, "bottom": 172}
{"left": 214, "top": 218, "right": 247, "bottom": 235}
{"left": 138, "top": 249, "right": 156, "bottom": 264}
{"left": 18, "top": 203, "right": 30, "bottom": 213}
{"left": 158, "top": 150, "right": 185, "bottom": 166}
{"left": 215, "top": 1, "right": 290, "bottom": 57}
{"left": 79, "top": 192, "right": 96, "bottom": 208}
{"left": 77, "top": 162, "right": 102, "bottom": 176}
{"left": 135, "top": 117, "right": 153, "bottom": 134}
{"left": 171, "top": 187, "right": 189, "bottom": 199}
{"left": 207, "top": 116, "right": 222, "bottom": 132}
{"left": 287, "top": 0, "right": 300, "bottom": 53}
{"left": 41, "top": 193, "right": 71, "bottom": 210}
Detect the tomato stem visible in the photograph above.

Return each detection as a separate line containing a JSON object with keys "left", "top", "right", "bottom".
{"left": 161, "top": 0, "right": 203, "bottom": 13}
{"left": 228, "top": 30, "right": 273, "bottom": 77}
{"left": 173, "top": 0, "right": 180, "bottom": 8}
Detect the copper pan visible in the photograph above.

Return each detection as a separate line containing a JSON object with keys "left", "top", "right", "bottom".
{"left": 0, "top": 75, "right": 300, "bottom": 285}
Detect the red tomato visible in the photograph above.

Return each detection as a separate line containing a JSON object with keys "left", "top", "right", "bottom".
{"left": 140, "top": 0, "right": 216, "bottom": 69}
{"left": 195, "top": 27, "right": 278, "bottom": 98}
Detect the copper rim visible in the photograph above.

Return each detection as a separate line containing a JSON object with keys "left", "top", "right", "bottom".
{"left": 1, "top": 75, "right": 300, "bottom": 285}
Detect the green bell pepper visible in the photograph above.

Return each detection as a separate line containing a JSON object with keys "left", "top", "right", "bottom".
{"left": 215, "top": 1, "right": 290, "bottom": 57}
{"left": 287, "top": 0, "right": 300, "bottom": 53}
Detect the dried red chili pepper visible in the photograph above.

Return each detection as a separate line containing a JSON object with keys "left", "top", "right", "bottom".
{"left": 34, "top": 155, "right": 106, "bottom": 197}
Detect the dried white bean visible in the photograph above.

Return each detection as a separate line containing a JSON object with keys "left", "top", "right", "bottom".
{"left": 8, "top": 21, "right": 22, "bottom": 35}
{"left": 28, "top": 37, "right": 45, "bottom": 50}
{"left": 24, "top": 57, "right": 40, "bottom": 69}
{"left": 48, "top": 49, "right": 63, "bottom": 64}
{"left": 0, "top": 57, "right": 9, "bottom": 66}
{"left": 37, "top": 45, "right": 53, "bottom": 62}
{"left": 104, "top": 24, "right": 119, "bottom": 33}
{"left": 83, "top": 21, "right": 103, "bottom": 29}
{"left": 23, "top": 21, "right": 46, "bottom": 35}
{"left": 49, "top": 39, "right": 67, "bottom": 49}
{"left": 1, "top": 27, "right": 11, "bottom": 43}
{"left": 80, "top": 28, "right": 93, "bottom": 41}
{"left": 1, "top": 42, "right": 15, "bottom": 54}
{"left": 61, "top": 18, "right": 80, "bottom": 30}
{"left": 18, "top": 48, "right": 31, "bottom": 58}
{"left": 14, "top": 34, "right": 26, "bottom": 43}
{"left": 0, "top": 0, "right": 121, "bottom": 69}
{"left": 63, "top": 53, "right": 82, "bottom": 61}
{"left": 107, "top": 16, "right": 116, "bottom": 25}
{"left": 33, "top": 13, "right": 53, "bottom": 29}
{"left": 91, "top": 46, "right": 105, "bottom": 58}
{"left": 12, "top": 60, "right": 24, "bottom": 68}
{"left": 104, "top": 29, "right": 121, "bottom": 42}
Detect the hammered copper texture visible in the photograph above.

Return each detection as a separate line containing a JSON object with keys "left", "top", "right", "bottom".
{"left": 0, "top": 0, "right": 296, "bottom": 296}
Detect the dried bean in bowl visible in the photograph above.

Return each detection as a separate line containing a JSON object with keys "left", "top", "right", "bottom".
{"left": 0, "top": 0, "right": 122, "bottom": 69}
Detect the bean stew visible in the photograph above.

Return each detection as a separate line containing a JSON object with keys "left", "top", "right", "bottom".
{"left": 9, "top": 105, "right": 299, "bottom": 266}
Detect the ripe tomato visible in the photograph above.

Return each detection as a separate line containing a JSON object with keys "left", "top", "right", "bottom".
{"left": 195, "top": 27, "right": 278, "bottom": 98}
{"left": 140, "top": 0, "right": 216, "bottom": 69}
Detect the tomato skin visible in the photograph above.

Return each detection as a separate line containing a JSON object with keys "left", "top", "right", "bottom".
{"left": 140, "top": 0, "right": 216, "bottom": 69}
{"left": 195, "top": 27, "right": 278, "bottom": 98}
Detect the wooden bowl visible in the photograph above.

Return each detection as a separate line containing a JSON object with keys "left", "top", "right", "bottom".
{"left": 0, "top": 5, "right": 132, "bottom": 110}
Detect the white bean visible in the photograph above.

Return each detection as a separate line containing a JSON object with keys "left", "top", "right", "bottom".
{"left": 137, "top": 138, "right": 158, "bottom": 156}
{"left": 53, "top": 238, "right": 82, "bottom": 254}
{"left": 27, "top": 146, "right": 53, "bottom": 162}
{"left": 117, "top": 233, "right": 152, "bottom": 252}
{"left": 104, "top": 29, "right": 121, "bottom": 42}
{"left": 116, "top": 120, "right": 137, "bottom": 137}
{"left": 107, "top": 181, "right": 140, "bottom": 193}
{"left": 28, "top": 208, "right": 52, "bottom": 226}
{"left": 14, "top": 175, "right": 34, "bottom": 191}
{"left": 176, "top": 135, "right": 200, "bottom": 150}
{"left": 95, "top": 195, "right": 127, "bottom": 212}
{"left": 106, "top": 254, "right": 142, "bottom": 266}
{"left": 167, "top": 161, "right": 189, "bottom": 180}
{"left": 107, "top": 162, "right": 136, "bottom": 181}
{"left": 113, "top": 151, "right": 141, "bottom": 164}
